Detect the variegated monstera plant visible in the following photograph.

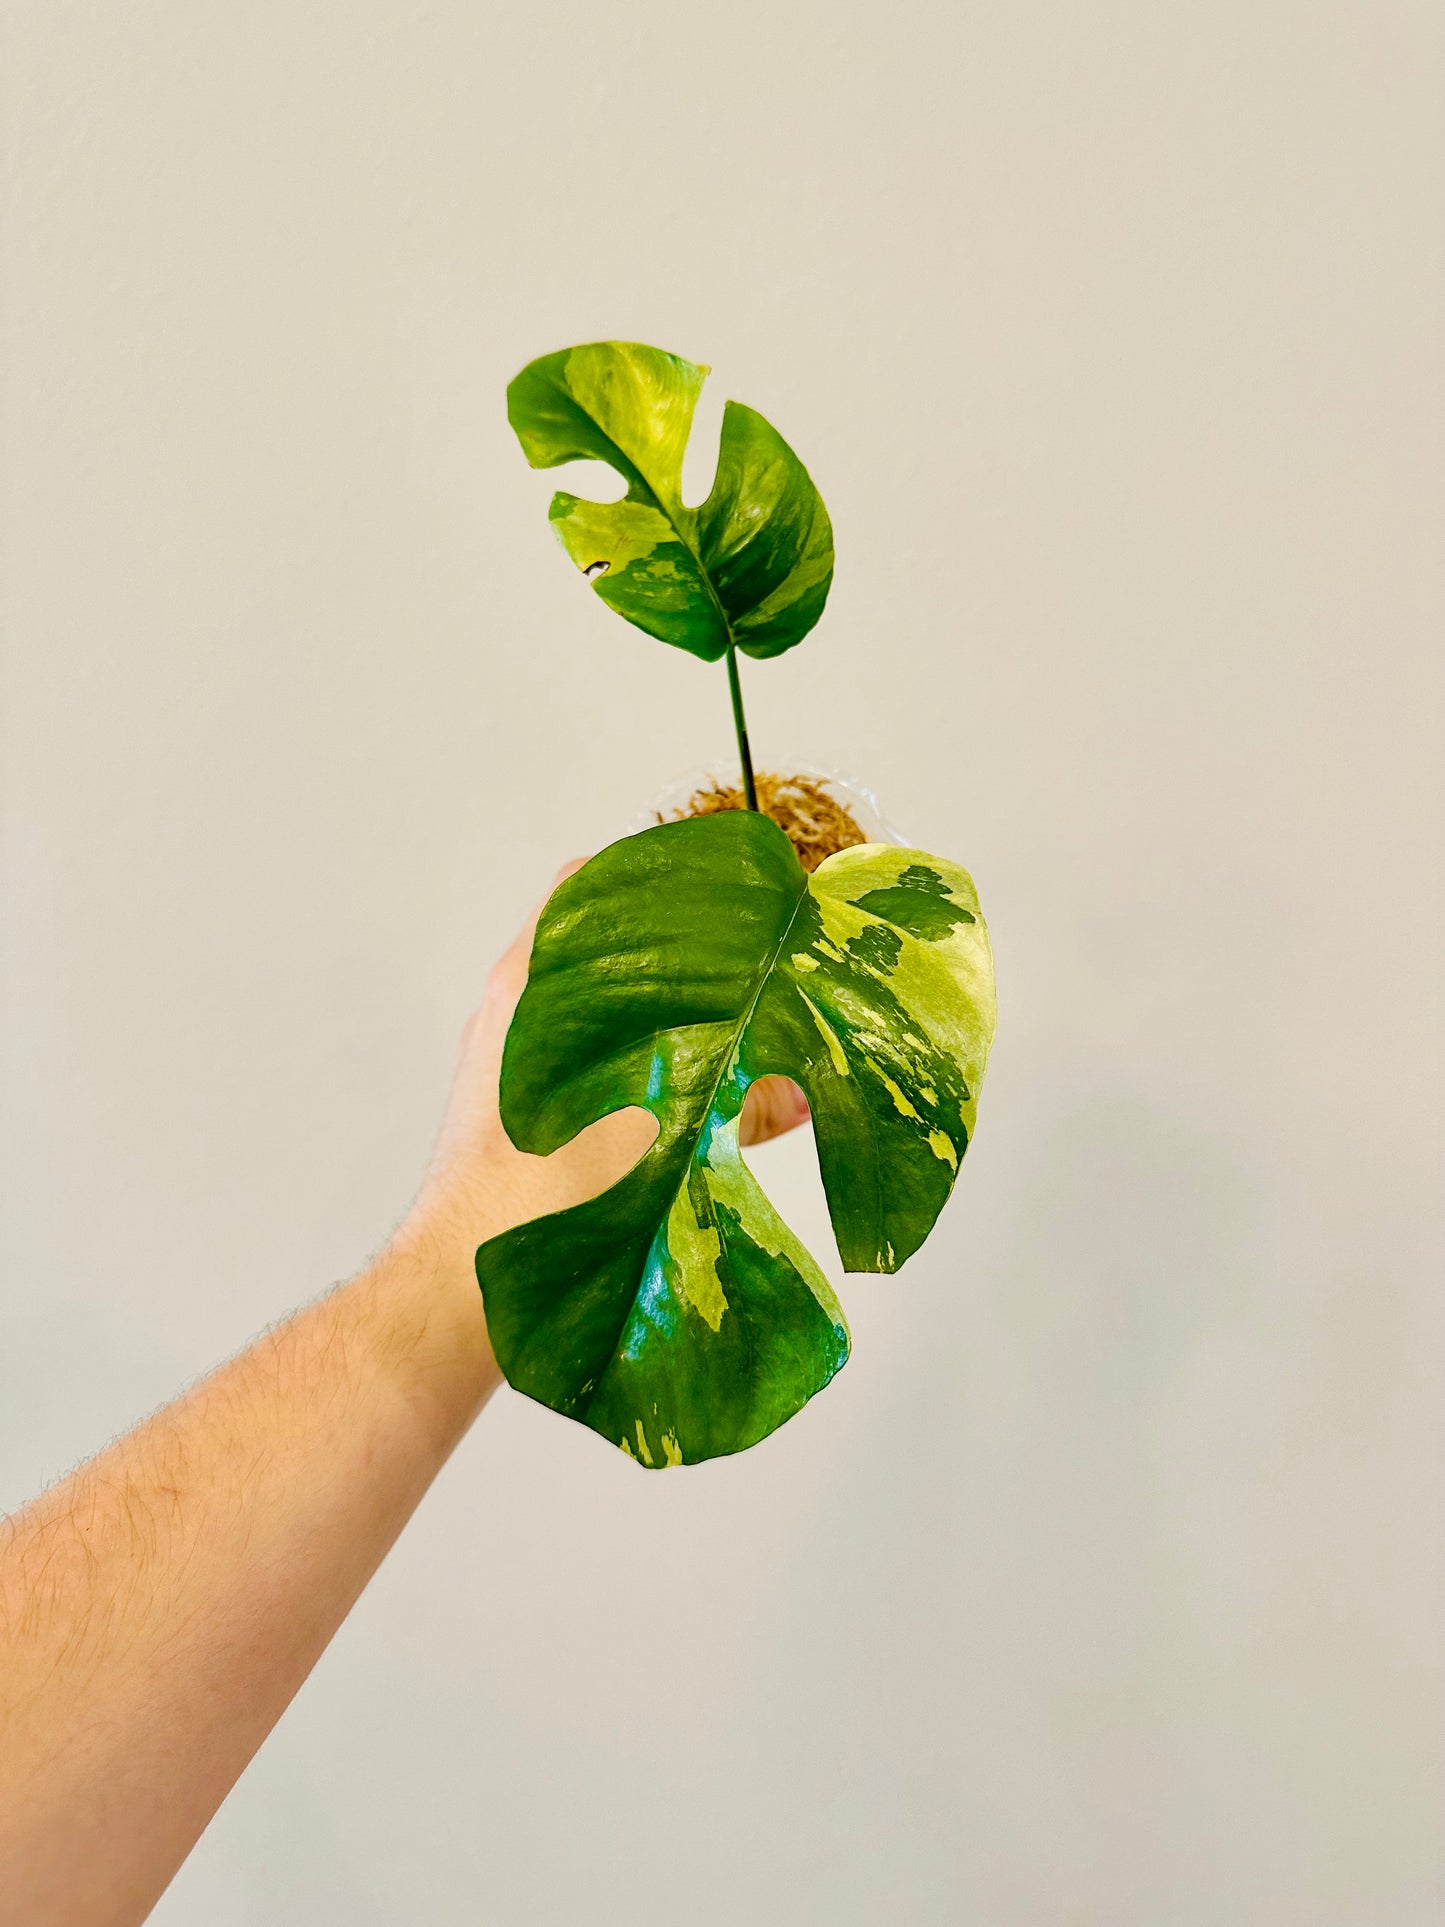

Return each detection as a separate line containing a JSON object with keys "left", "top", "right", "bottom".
{"left": 476, "top": 341, "right": 996, "bottom": 1467}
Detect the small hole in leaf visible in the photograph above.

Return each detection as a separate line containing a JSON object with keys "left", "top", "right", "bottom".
{"left": 583, "top": 560, "right": 610, "bottom": 579}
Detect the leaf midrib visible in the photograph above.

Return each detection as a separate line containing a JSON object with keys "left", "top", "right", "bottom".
{"left": 577, "top": 847, "right": 815, "bottom": 1422}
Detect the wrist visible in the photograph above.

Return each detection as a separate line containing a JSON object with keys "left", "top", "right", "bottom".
{"left": 360, "top": 1199, "right": 504, "bottom": 1439}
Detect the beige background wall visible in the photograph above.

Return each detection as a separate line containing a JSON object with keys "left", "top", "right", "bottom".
{"left": 3, "top": 5, "right": 1442, "bottom": 1921}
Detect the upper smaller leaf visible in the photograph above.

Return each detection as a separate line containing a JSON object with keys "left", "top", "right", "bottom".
{"left": 506, "top": 341, "right": 834, "bottom": 663}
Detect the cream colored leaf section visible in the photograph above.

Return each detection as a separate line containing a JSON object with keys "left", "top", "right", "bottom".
{"left": 808, "top": 843, "right": 996, "bottom": 1108}
{"left": 662, "top": 1184, "right": 727, "bottom": 1332}
{"left": 551, "top": 496, "right": 675, "bottom": 573}
{"left": 562, "top": 342, "right": 707, "bottom": 515}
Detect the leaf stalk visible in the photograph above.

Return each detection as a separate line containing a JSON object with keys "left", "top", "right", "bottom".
{"left": 724, "top": 641, "right": 759, "bottom": 812}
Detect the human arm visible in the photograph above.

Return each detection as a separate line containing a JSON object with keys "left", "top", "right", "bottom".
{"left": 0, "top": 866, "right": 806, "bottom": 1927}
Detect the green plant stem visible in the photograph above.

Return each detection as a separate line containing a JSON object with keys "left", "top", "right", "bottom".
{"left": 724, "top": 641, "right": 759, "bottom": 811}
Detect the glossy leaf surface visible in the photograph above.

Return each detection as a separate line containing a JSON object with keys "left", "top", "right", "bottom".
{"left": 476, "top": 812, "right": 995, "bottom": 1466}
{"left": 506, "top": 341, "right": 834, "bottom": 662}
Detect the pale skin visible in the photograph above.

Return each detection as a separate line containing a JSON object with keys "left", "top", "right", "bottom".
{"left": 0, "top": 863, "right": 808, "bottom": 1927}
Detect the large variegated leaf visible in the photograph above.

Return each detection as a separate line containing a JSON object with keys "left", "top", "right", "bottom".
{"left": 476, "top": 811, "right": 995, "bottom": 1467}
{"left": 506, "top": 341, "right": 833, "bottom": 662}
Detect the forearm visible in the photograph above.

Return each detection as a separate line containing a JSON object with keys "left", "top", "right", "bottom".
{"left": 0, "top": 869, "right": 789, "bottom": 1927}
{"left": 0, "top": 1226, "right": 499, "bottom": 1927}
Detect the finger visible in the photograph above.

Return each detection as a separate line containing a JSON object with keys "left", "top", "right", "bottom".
{"left": 739, "top": 1076, "right": 810, "bottom": 1147}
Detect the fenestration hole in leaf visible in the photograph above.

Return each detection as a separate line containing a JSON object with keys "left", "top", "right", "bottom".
{"left": 739, "top": 1075, "right": 810, "bottom": 1146}
{"left": 583, "top": 560, "right": 610, "bottom": 579}
{"left": 533, "top": 1106, "right": 657, "bottom": 1205}
{"left": 512, "top": 1079, "right": 802, "bottom": 1206}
